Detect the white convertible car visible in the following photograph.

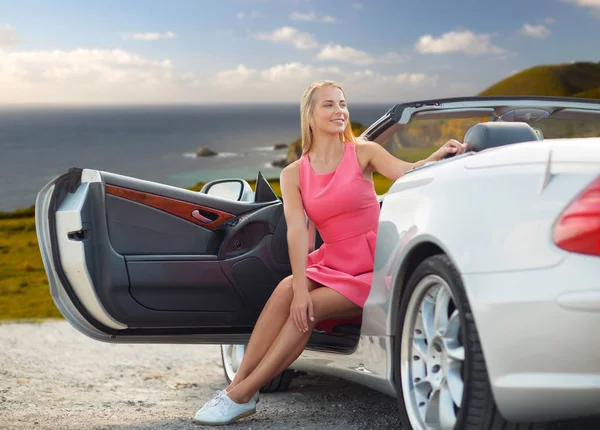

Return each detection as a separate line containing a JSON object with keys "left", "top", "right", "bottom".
{"left": 36, "top": 97, "right": 600, "bottom": 429}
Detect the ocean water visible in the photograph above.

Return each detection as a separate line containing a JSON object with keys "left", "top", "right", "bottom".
{"left": 0, "top": 104, "right": 390, "bottom": 211}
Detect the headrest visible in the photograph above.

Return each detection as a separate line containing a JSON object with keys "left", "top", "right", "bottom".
{"left": 464, "top": 122, "right": 540, "bottom": 152}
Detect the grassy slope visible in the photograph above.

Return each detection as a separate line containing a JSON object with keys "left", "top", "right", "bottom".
{"left": 1, "top": 146, "right": 436, "bottom": 320}
{"left": 574, "top": 87, "right": 600, "bottom": 99}
{"left": 479, "top": 61, "right": 600, "bottom": 98}
{"left": 0, "top": 218, "right": 61, "bottom": 320}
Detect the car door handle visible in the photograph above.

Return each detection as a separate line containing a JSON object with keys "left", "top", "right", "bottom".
{"left": 191, "top": 209, "right": 212, "bottom": 224}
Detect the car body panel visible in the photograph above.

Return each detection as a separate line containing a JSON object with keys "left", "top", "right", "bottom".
{"left": 292, "top": 334, "right": 397, "bottom": 397}
{"left": 358, "top": 137, "right": 600, "bottom": 421}
{"left": 462, "top": 252, "right": 600, "bottom": 422}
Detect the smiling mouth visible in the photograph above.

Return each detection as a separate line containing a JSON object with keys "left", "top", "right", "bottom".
{"left": 331, "top": 119, "right": 345, "bottom": 124}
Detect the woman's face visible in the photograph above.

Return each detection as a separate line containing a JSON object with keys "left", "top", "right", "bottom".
{"left": 311, "top": 86, "right": 349, "bottom": 136}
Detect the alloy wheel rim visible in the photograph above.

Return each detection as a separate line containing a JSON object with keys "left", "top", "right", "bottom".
{"left": 221, "top": 344, "right": 245, "bottom": 382}
{"left": 400, "top": 275, "right": 465, "bottom": 430}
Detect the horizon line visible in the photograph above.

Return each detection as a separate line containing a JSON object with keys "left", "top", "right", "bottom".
{"left": 0, "top": 101, "right": 398, "bottom": 108}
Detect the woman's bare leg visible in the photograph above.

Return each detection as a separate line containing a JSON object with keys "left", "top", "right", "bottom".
{"left": 226, "top": 287, "right": 362, "bottom": 403}
{"left": 226, "top": 275, "right": 317, "bottom": 390}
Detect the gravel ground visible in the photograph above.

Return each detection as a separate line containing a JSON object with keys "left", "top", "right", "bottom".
{"left": 2, "top": 321, "right": 599, "bottom": 430}
{"left": 0, "top": 321, "right": 402, "bottom": 430}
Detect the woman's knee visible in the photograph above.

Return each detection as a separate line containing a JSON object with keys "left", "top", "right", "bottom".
{"left": 274, "top": 275, "right": 317, "bottom": 298}
{"left": 269, "top": 275, "right": 294, "bottom": 306}
{"left": 278, "top": 275, "right": 294, "bottom": 293}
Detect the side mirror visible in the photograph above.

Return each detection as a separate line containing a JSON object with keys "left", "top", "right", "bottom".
{"left": 200, "top": 179, "right": 254, "bottom": 201}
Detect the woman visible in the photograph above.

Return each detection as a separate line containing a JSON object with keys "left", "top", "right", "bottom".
{"left": 193, "top": 80, "right": 467, "bottom": 425}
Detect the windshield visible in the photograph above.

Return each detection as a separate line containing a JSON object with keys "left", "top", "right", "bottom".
{"left": 533, "top": 117, "right": 600, "bottom": 139}
{"left": 374, "top": 114, "right": 600, "bottom": 160}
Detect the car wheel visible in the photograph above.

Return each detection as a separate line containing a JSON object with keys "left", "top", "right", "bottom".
{"left": 394, "top": 254, "right": 548, "bottom": 430}
{"left": 220, "top": 344, "right": 295, "bottom": 393}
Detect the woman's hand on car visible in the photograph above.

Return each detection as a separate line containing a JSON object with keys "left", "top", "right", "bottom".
{"left": 290, "top": 286, "right": 314, "bottom": 333}
{"left": 429, "top": 139, "right": 468, "bottom": 161}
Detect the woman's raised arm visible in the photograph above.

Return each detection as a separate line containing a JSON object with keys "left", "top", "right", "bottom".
{"left": 359, "top": 139, "right": 467, "bottom": 181}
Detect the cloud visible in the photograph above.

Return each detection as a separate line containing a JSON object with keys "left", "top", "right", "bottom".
{"left": 254, "top": 26, "right": 319, "bottom": 50}
{"left": 0, "top": 48, "right": 177, "bottom": 103}
{"left": 563, "top": 0, "right": 600, "bottom": 17}
{"left": 395, "top": 72, "right": 432, "bottom": 86}
{"left": 0, "top": 53, "right": 452, "bottom": 103}
{"left": 290, "top": 11, "right": 336, "bottom": 23}
{"left": 342, "top": 69, "right": 439, "bottom": 99}
{"left": 428, "top": 64, "right": 453, "bottom": 71}
{"left": 0, "top": 25, "right": 19, "bottom": 49}
{"left": 254, "top": 26, "right": 407, "bottom": 65}
{"left": 236, "top": 11, "right": 266, "bottom": 20}
{"left": 316, "top": 44, "right": 408, "bottom": 65}
{"left": 352, "top": 3, "right": 363, "bottom": 9}
{"left": 260, "top": 62, "right": 341, "bottom": 82}
{"left": 544, "top": 17, "right": 557, "bottom": 24}
{"left": 1, "top": 48, "right": 173, "bottom": 83}
{"left": 379, "top": 52, "right": 411, "bottom": 64}
{"left": 254, "top": 27, "right": 408, "bottom": 66}
{"left": 0, "top": 35, "right": 447, "bottom": 104}
{"left": 212, "top": 63, "right": 342, "bottom": 88}
{"left": 206, "top": 62, "right": 344, "bottom": 101}
{"left": 316, "top": 44, "right": 372, "bottom": 65}
{"left": 563, "top": 0, "right": 600, "bottom": 8}
{"left": 123, "top": 31, "right": 177, "bottom": 41}
{"left": 208, "top": 62, "right": 438, "bottom": 103}
{"left": 519, "top": 24, "right": 551, "bottom": 38}
{"left": 415, "top": 30, "right": 506, "bottom": 55}
{"left": 211, "top": 64, "right": 257, "bottom": 88}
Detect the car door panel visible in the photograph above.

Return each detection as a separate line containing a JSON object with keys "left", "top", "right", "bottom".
{"left": 105, "top": 194, "right": 219, "bottom": 255}
{"left": 228, "top": 255, "right": 282, "bottom": 311}
{"left": 43, "top": 167, "right": 292, "bottom": 341}
{"left": 127, "top": 260, "right": 243, "bottom": 312}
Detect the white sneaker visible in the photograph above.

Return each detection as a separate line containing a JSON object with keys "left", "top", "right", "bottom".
{"left": 198, "top": 387, "right": 258, "bottom": 411}
{"left": 193, "top": 392, "right": 256, "bottom": 425}
{"left": 196, "top": 389, "right": 227, "bottom": 415}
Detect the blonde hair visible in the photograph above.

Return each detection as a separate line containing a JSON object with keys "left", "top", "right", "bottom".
{"left": 300, "top": 80, "right": 357, "bottom": 155}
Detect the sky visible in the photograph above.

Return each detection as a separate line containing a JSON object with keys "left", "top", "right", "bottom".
{"left": 0, "top": 0, "right": 599, "bottom": 104}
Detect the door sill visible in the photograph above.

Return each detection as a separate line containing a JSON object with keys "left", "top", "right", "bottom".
{"left": 306, "top": 332, "right": 359, "bottom": 354}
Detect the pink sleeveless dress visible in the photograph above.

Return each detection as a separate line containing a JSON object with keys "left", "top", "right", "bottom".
{"left": 299, "top": 141, "right": 380, "bottom": 308}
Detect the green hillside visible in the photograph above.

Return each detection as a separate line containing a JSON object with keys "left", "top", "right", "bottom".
{"left": 574, "top": 87, "right": 600, "bottom": 99}
{"left": 479, "top": 61, "right": 600, "bottom": 98}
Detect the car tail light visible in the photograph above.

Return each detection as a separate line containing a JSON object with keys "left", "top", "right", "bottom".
{"left": 553, "top": 176, "right": 600, "bottom": 256}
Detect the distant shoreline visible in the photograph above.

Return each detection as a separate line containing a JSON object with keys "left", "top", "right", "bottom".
{"left": 0, "top": 176, "right": 280, "bottom": 218}
{"left": 0, "top": 102, "right": 391, "bottom": 110}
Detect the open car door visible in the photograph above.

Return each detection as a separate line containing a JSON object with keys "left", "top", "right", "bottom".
{"left": 36, "top": 168, "right": 292, "bottom": 344}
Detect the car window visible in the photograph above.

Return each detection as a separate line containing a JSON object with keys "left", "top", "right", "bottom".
{"left": 376, "top": 115, "right": 600, "bottom": 163}
{"left": 532, "top": 118, "right": 600, "bottom": 139}
{"left": 377, "top": 117, "right": 488, "bottom": 161}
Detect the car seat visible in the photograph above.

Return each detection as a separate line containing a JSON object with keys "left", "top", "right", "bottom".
{"left": 464, "top": 122, "right": 540, "bottom": 152}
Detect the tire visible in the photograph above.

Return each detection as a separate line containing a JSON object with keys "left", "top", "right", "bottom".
{"left": 220, "top": 344, "right": 295, "bottom": 393}
{"left": 394, "top": 254, "right": 548, "bottom": 430}
{"left": 257, "top": 369, "right": 295, "bottom": 393}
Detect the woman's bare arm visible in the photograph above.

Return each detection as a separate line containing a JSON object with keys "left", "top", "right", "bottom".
{"left": 359, "top": 139, "right": 466, "bottom": 181}
{"left": 280, "top": 162, "right": 310, "bottom": 291}
{"left": 280, "top": 162, "right": 315, "bottom": 331}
